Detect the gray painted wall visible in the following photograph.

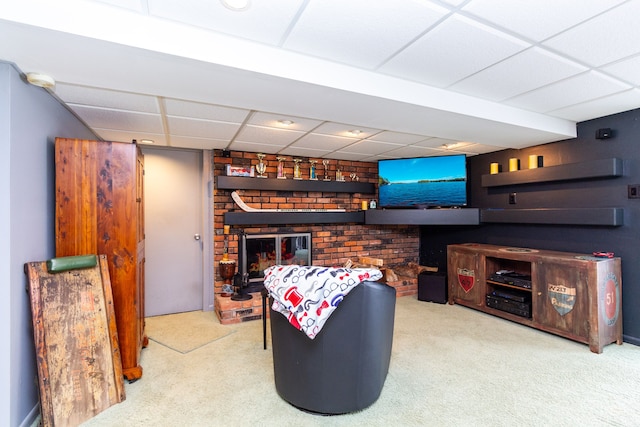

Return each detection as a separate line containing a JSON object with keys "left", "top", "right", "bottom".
{"left": 1, "top": 62, "right": 97, "bottom": 427}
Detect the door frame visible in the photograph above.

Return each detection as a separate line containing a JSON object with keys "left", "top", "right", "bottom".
{"left": 202, "top": 150, "right": 214, "bottom": 311}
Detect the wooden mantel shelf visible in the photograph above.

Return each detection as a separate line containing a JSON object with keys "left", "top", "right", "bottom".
{"left": 217, "top": 175, "right": 375, "bottom": 193}
{"left": 224, "top": 211, "right": 365, "bottom": 225}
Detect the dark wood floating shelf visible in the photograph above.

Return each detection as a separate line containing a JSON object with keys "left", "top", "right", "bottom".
{"left": 365, "top": 208, "right": 480, "bottom": 225}
{"left": 480, "top": 208, "right": 624, "bottom": 226}
{"left": 224, "top": 211, "right": 365, "bottom": 225}
{"left": 217, "top": 175, "right": 375, "bottom": 194}
{"left": 481, "top": 158, "right": 622, "bottom": 187}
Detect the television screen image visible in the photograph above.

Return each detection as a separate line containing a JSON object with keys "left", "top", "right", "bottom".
{"left": 378, "top": 154, "right": 467, "bottom": 208}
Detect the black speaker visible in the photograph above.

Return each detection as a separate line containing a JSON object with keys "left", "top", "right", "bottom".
{"left": 596, "top": 128, "right": 613, "bottom": 139}
{"left": 418, "top": 271, "right": 447, "bottom": 304}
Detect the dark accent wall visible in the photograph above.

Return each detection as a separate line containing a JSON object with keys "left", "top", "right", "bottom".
{"left": 420, "top": 107, "right": 640, "bottom": 345}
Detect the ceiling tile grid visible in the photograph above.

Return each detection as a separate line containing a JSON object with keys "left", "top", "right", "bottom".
{"left": 378, "top": 14, "right": 530, "bottom": 88}
{"left": 3, "top": 0, "right": 640, "bottom": 159}
{"left": 282, "top": 0, "right": 449, "bottom": 69}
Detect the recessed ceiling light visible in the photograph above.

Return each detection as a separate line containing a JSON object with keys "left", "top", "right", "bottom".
{"left": 278, "top": 120, "right": 294, "bottom": 126}
{"left": 349, "top": 130, "right": 362, "bottom": 136}
{"left": 442, "top": 143, "right": 461, "bottom": 149}
{"left": 26, "top": 72, "right": 55, "bottom": 89}
{"left": 140, "top": 139, "right": 154, "bottom": 144}
{"left": 220, "top": 0, "right": 251, "bottom": 11}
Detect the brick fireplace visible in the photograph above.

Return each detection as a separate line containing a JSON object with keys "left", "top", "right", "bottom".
{"left": 213, "top": 150, "right": 419, "bottom": 324}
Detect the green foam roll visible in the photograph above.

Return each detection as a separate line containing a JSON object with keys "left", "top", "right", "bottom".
{"left": 47, "top": 255, "right": 98, "bottom": 272}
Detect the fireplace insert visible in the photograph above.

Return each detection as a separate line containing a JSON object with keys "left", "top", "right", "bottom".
{"left": 240, "top": 233, "right": 312, "bottom": 292}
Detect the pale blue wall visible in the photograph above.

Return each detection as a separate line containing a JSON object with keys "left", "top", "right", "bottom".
{"left": 1, "top": 62, "right": 97, "bottom": 427}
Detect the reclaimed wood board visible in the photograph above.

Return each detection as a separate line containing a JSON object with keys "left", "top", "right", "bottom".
{"left": 25, "top": 255, "right": 125, "bottom": 427}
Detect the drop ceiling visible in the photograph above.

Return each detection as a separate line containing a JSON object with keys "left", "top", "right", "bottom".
{"left": 2, "top": 0, "right": 640, "bottom": 161}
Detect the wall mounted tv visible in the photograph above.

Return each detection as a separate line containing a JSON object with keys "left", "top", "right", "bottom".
{"left": 378, "top": 154, "right": 468, "bottom": 209}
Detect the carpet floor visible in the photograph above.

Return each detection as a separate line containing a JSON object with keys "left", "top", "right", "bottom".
{"left": 82, "top": 296, "right": 640, "bottom": 426}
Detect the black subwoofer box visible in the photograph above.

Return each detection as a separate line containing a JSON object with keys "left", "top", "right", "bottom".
{"left": 418, "top": 271, "right": 447, "bottom": 304}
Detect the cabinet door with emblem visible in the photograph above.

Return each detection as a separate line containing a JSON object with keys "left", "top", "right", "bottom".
{"left": 533, "top": 260, "right": 590, "bottom": 343}
{"left": 447, "top": 247, "right": 484, "bottom": 307}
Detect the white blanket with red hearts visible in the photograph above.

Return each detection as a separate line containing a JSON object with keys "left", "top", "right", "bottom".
{"left": 263, "top": 265, "right": 383, "bottom": 339}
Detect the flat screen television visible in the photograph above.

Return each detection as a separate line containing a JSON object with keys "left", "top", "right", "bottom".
{"left": 378, "top": 154, "right": 467, "bottom": 209}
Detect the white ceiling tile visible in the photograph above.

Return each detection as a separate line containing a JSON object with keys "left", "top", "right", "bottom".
{"left": 226, "top": 140, "right": 287, "bottom": 153}
{"left": 148, "top": 0, "right": 304, "bottom": 45}
{"left": 451, "top": 47, "right": 588, "bottom": 101}
{"left": 601, "top": 55, "right": 640, "bottom": 86}
{"left": 506, "top": 71, "right": 632, "bottom": 113}
{"left": 92, "top": 129, "right": 167, "bottom": 145}
{"left": 339, "top": 140, "right": 403, "bottom": 155}
{"left": 451, "top": 143, "right": 509, "bottom": 155}
{"left": 412, "top": 137, "right": 462, "bottom": 149}
{"left": 379, "top": 145, "right": 443, "bottom": 158}
{"left": 366, "top": 131, "right": 428, "bottom": 144}
{"left": 234, "top": 125, "right": 305, "bottom": 146}
{"left": 170, "top": 135, "right": 230, "bottom": 150}
{"left": 380, "top": 14, "right": 530, "bottom": 87}
{"left": 167, "top": 116, "right": 240, "bottom": 139}
{"left": 311, "top": 122, "right": 381, "bottom": 138}
{"left": 247, "top": 112, "right": 323, "bottom": 131}
{"left": 278, "top": 146, "right": 332, "bottom": 158}
{"left": 283, "top": 0, "right": 448, "bottom": 69}
{"left": 58, "top": 84, "right": 160, "bottom": 112}
{"left": 438, "top": 0, "right": 466, "bottom": 6}
{"left": 69, "top": 105, "right": 164, "bottom": 133}
{"left": 90, "top": 0, "right": 147, "bottom": 13}
{"left": 543, "top": 1, "right": 640, "bottom": 66}
{"left": 290, "top": 133, "right": 359, "bottom": 151}
{"left": 549, "top": 89, "right": 640, "bottom": 122}
{"left": 164, "top": 99, "right": 250, "bottom": 122}
{"left": 462, "top": 0, "right": 625, "bottom": 42}
{"left": 323, "top": 151, "right": 372, "bottom": 161}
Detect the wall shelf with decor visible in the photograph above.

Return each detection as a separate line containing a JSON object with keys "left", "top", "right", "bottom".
{"left": 481, "top": 158, "right": 622, "bottom": 187}
{"left": 217, "top": 176, "right": 376, "bottom": 194}
{"left": 480, "top": 208, "right": 624, "bottom": 226}
{"left": 365, "top": 208, "right": 480, "bottom": 225}
{"left": 224, "top": 211, "right": 365, "bottom": 225}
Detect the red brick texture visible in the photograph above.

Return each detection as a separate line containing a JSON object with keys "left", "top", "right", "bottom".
{"left": 213, "top": 150, "right": 418, "bottom": 323}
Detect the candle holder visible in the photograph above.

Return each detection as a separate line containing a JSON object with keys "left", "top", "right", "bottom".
{"left": 276, "top": 156, "right": 287, "bottom": 179}
{"left": 255, "top": 153, "right": 267, "bottom": 178}
{"left": 231, "top": 272, "right": 252, "bottom": 301}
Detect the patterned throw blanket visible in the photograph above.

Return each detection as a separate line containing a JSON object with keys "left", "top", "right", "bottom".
{"left": 263, "top": 265, "right": 383, "bottom": 339}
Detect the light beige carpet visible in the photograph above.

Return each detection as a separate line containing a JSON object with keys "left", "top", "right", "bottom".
{"left": 145, "top": 311, "right": 234, "bottom": 353}
{"left": 81, "top": 296, "right": 640, "bottom": 426}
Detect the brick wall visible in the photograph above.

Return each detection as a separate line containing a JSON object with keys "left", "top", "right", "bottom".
{"left": 213, "top": 150, "right": 418, "bottom": 323}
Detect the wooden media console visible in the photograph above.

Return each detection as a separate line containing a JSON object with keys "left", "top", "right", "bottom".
{"left": 447, "top": 243, "right": 622, "bottom": 353}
